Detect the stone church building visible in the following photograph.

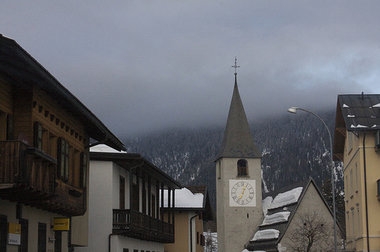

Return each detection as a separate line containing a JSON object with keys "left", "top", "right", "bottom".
{"left": 215, "top": 61, "right": 342, "bottom": 252}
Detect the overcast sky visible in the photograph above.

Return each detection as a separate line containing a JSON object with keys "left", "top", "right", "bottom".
{"left": 2, "top": 1, "right": 380, "bottom": 137}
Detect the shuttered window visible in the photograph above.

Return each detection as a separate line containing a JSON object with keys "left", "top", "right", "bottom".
{"left": 34, "top": 122, "right": 43, "bottom": 150}
{"left": 80, "top": 152, "right": 88, "bottom": 188}
{"left": 57, "top": 138, "right": 69, "bottom": 181}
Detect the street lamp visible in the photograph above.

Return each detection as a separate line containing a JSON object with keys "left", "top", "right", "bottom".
{"left": 288, "top": 106, "right": 337, "bottom": 252}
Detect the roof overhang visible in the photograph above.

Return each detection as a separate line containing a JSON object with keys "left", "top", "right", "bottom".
{"left": 0, "top": 34, "right": 125, "bottom": 151}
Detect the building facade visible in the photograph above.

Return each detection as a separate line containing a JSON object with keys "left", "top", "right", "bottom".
{"left": 75, "top": 144, "right": 180, "bottom": 252}
{"left": 0, "top": 35, "right": 124, "bottom": 252}
{"left": 163, "top": 186, "right": 213, "bottom": 252}
{"left": 215, "top": 69, "right": 262, "bottom": 252}
{"left": 334, "top": 94, "right": 380, "bottom": 251}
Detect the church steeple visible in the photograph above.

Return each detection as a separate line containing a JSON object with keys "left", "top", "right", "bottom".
{"left": 217, "top": 59, "right": 260, "bottom": 159}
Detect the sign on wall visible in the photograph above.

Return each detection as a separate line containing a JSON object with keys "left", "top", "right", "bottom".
{"left": 53, "top": 217, "right": 70, "bottom": 231}
{"left": 8, "top": 222, "right": 21, "bottom": 245}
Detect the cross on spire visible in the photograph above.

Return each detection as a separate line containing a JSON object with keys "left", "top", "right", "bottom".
{"left": 232, "top": 57, "right": 240, "bottom": 84}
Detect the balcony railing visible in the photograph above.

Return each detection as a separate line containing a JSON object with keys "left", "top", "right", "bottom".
{"left": 0, "top": 140, "right": 85, "bottom": 216}
{"left": 0, "top": 140, "right": 55, "bottom": 195}
{"left": 113, "top": 209, "right": 174, "bottom": 243}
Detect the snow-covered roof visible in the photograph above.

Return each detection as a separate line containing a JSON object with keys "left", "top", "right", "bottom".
{"left": 90, "top": 144, "right": 127, "bottom": 153}
{"left": 261, "top": 211, "right": 291, "bottom": 226}
{"left": 337, "top": 94, "right": 380, "bottom": 132}
{"left": 251, "top": 229, "right": 280, "bottom": 241}
{"left": 163, "top": 187, "right": 204, "bottom": 208}
{"left": 262, "top": 196, "right": 273, "bottom": 216}
{"left": 268, "top": 187, "right": 303, "bottom": 210}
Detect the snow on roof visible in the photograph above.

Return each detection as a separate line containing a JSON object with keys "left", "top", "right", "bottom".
{"left": 343, "top": 103, "right": 349, "bottom": 108}
{"left": 163, "top": 187, "right": 204, "bottom": 208}
{"left": 372, "top": 103, "right": 380, "bottom": 107}
{"left": 350, "top": 124, "right": 369, "bottom": 129}
{"left": 262, "top": 196, "right": 273, "bottom": 216}
{"left": 251, "top": 229, "right": 280, "bottom": 241}
{"left": 261, "top": 211, "right": 291, "bottom": 226}
{"left": 268, "top": 187, "right": 303, "bottom": 210}
{"left": 90, "top": 144, "right": 127, "bottom": 153}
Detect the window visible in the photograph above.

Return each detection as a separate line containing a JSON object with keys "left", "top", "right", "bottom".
{"left": 237, "top": 159, "right": 248, "bottom": 177}
{"left": 0, "top": 215, "right": 6, "bottom": 252}
{"left": 38, "top": 223, "right": 47, "bottom": 252}
{"left": 55, "top": 231, "right": 62, "bottom": 252}
{"left": 123, "top": 249, "right": 129, "bottom": 252}
{"left": 6, "top": 114, "right": 13, "bottom": 140}
{"left": 218, "top": 161, "right": 221, "bottom": 179}
{"left": 80, "top": 153, "right": 88, "bottom": 188}
{"left": 34, "top": 122, "right": 43, "bottom": 149}
{"left": 19, "top": 219, "right": 28, "bottom": 252}
{"left": 120, "top": 176, "right": 125, "bottom": 209}
{"left": 57, "top": 138, "right": 69, "bottom": 181}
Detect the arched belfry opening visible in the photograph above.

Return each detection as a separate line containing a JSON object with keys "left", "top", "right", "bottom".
{"left": 237, "top": 159, "right": 248, "bottom": 177}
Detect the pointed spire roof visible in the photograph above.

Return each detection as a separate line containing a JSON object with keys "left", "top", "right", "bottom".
{"left": 217, "top": 69, "right": 261, "bottom": 159}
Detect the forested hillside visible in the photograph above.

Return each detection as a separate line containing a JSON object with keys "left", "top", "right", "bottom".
{"left": 123, "top": 109, "right": 344, "bottom": 225}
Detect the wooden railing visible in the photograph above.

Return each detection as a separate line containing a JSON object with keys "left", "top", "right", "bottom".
{"left": 0, "top": 141, "right": 55, "bottom": 193}
{"left": 0, "top": 141, "right": 85, "bottom": 216}
{"left": 113, "top": 209, "right": 174, "bottom": 243}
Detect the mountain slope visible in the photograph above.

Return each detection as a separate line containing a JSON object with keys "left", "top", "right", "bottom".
{"left": 123, "top": 109, "right": 344, "bottom": 223}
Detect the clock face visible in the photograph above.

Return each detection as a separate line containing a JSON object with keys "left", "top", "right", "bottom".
{"left": 229, "top": 180, "right": 256, "bottom": 207}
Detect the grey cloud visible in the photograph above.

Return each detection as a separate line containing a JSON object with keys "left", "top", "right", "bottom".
{"left": 2, "top": 1, "right": 380, "bottom": 136}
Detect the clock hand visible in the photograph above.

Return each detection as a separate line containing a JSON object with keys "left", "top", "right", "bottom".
{"left": 238, "top": 185, "right": 247, "bottom": 199}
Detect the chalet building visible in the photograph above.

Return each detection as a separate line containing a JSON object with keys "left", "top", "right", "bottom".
{"left": 245, "top": 179, "right": 343, "bottom": 251}
{"left": 75, "top": 144, "right": 181, "bottom": 252}
{"left": 162, "top": 186, "right": 213, "bottom": 252}
{"left": 0, "top": 35, "right": 125, "bottom": 252}
{"left": 334, "top": 93, "right": 380, "bottom": 251}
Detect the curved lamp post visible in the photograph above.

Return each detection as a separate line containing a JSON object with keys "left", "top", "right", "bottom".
{"left": 288, "top": 106, "right": 337, "bottom": 252}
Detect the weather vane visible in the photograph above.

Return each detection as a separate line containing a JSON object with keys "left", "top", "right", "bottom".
{"left": 232, "top": 57, "right": 240, "bottom": 76}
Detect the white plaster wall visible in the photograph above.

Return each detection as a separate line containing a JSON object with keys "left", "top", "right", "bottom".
{"left": 0, "top": 199, "right": 68, "bottom": 252}
{"left": 112, "top": 235, "right": 164, "bottom": 252}
{"left": 76, "top": 160, "right": 114, "bottom": 252}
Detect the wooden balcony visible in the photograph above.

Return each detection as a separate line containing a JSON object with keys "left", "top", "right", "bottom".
{"left": 113, "top": 209, "right": 174, "bottom": 243}
{"left": 0, "top": 141, "right": 85, "bottom": 216}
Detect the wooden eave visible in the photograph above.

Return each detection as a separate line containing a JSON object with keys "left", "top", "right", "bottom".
{"left": 0, "top": 34, "right": 125, "bottom": 151}
{"left": 333, "top": 99, "right": 346, "bottom": 161}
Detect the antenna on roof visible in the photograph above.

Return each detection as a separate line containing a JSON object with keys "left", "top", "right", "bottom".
{"left": 232, "top": 57, "right": 240, "bottom": 84}
{"left": 362, "top": 91, "right": 364, "bottom": 100}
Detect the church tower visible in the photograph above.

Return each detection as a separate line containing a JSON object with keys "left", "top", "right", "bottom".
{"left": 215, "top": 59, "right": 262, "bottom": 252}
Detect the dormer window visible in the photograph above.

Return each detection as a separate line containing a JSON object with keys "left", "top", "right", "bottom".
{"left": 237, "top": 159, "right": 248, "bottom": 177}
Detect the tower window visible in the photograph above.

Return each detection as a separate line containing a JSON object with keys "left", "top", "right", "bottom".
{"left": 237, "top": 159, "right": 248, "bottom": 177}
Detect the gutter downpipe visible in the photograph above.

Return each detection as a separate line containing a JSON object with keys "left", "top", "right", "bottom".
{"left": 109, "top": 233, "right": 114, "bottom": 252}
{"left": 363, "top": 133, "right": 370, "bottom": 251}
{"left": 190, "top": 214, "right": 198, "bottom": 252}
